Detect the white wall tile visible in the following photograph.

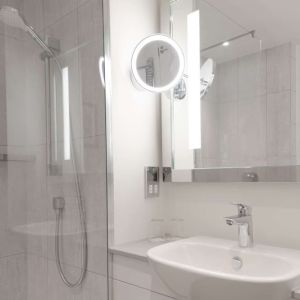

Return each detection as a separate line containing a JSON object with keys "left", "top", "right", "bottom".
{"left": 43, "top": 0, "right": 76, "bottom": 28}
{"left": 27, "top": 255, "right": 48, "bottom": 300}
{"left": 218, "top": 101, "right": 239, "bottom": 166}
{"left": 45, "top": 9, "right": 78, "bottom": 54}
{"left": 113, "top": 279, "right": 176, "bottom": 300}
{"left": 217, "top": 59, "right": 238, "bottom": 102}
{"left": 238, "top": 96, "right": 267, "bottom": 166}
{"left": 238, "top": 51, "right": 267, "bottom": 99}
{"left": 77, "top": 0, "right": 103, "bottom": 46}
{"left": 267, "top": 43, "right": 291, "bottom": 94}
{"left": 78, "top": 41, "right": 106, "bottom": 138}
{"left": 267, "top": 91, "right": 292, "bottom": 163}
{"left": 0, "top": 254, "right": 27, "bottom": 300}
{"left": 201, "top": 100, "right": 219, "bottom": 161}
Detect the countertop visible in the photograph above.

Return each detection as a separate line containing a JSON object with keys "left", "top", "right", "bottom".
{"left": 109, "top": 238, "right": 179, "bottom": 261}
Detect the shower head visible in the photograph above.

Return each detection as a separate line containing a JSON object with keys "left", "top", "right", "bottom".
{"left": 0, "top": 6, "right": 57, "bottom": 58}
{"left": 0, "top": 6, "right": 28, "bottom": 31}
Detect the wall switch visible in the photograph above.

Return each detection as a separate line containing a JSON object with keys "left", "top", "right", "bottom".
{"left": 145, "top": 167, "right": 160, "bottom": 198}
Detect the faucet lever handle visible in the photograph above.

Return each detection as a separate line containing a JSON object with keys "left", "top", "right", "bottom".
{"left": 231, "top": 203, "right": 251, "bottom": 216}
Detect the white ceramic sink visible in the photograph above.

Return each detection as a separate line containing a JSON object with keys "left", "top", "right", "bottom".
{"left": 147, "top": 236, "right": 300, "bottom": 300}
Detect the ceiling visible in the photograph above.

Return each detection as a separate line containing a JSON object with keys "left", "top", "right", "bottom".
{"left": 195, "top": 0, "right": 300, "bottom": 63}
{"left": 202, "top": 0, "right": 300, "bottom": 50}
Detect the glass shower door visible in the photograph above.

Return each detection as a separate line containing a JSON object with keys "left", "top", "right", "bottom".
{"left": 0, "top": 0, "right": 108, "bottom": 299}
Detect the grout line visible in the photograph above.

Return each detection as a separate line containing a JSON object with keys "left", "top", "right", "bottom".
{"left": 26, "top": 252, "right": 107, "bottom": 277}
{"left": 0, "top": 252, "right": 26, "bottom": 259}
{"left": 113, "top": 278, "right": 177, "bottom": 300}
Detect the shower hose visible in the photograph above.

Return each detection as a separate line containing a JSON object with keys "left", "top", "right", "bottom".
{"left": 54, "top": 199, "right": 88, "bottom": 288}
{"left": 52, "top": 105, "right": 88, "bottom": 288}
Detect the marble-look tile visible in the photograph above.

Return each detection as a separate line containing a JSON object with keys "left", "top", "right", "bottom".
{"left": 267, "top": 43, "right": 291, "bottom": 94}
{"left": 78, "top": 41, "right": 106, "bottom": 138}
{"left": 0, "top": 254, "right": 27, "bottom": 300}
{"left": 26, "top": 145, "right": 48, "bottom": 257}
{"left": 5, "top": 159, "right": 27, "bottom": 256}
{"left": 26, "top": 254, "right": 48, "bottom": 300}
{"left": 201, "top": 99, "right": 219, "bottom": 160}
{"left": 3, "top": 34, "right": 46, "bottom": 147}
{"left": 238, "top": 96, "right": 267, "bottom": 166}
{"left": 77, "top": 0, "right": 90, "bottom": 8}
{"left": 0, "top": 112, "right": 7, "bottom": 146}
{"left": 203, "top": 65, "right": 218, "bottom": 103}
{"left": 47, "top": 259, "right": 76, "bottom": 300}
{"left": 73, "top": 135, "right": 107, "bottom": 175}
{"left": 45, "top": 9, "right": 78, "bottom": 54}
{"left": 80, "top": 173, "right": 107, "bottom": 275}
{"left": 267, "top": 91, "right": 292, "bottom": 163}
{"left": 113, "top": 279, "right": 175, "bottom": 300}
{"left": 4, "top": 36, "right": 28, "bottom": 146}
{"left": 217, "top": 59, "right": 238, "bottom": 103}
{"left": 43, "top": 0, "right": 76, "bottom": 28}
{"left": 0, "top": 0, "right": 22, "bottom": 9}
{"left": 23, "top": 38, "right": 47, "bottom": 146}
{"left": 77, "top": 0, "right": 103, "bottom": 46}
{"left": 218, "top": 101, "right": 239, "bottom": 167}
{"left": 238, "top": 51, "right": 267, "bottom": 99}
{"left": 74, "top": 271, "right": 107, "bottom": 300}
{"left": 23, "top": 0, "right": 45, "bottom": 33}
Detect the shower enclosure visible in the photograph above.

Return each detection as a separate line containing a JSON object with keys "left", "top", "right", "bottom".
{"left": 0, "top": 0, "right": 108, "bottom": 299}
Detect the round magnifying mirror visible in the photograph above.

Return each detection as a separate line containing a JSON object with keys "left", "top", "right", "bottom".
{"left": 131, "top": 34, "right": 185, "bottom": 93}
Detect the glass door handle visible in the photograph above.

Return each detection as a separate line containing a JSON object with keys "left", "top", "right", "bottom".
{"left": 98, "top": 56, "right": 106, "bottom": 88}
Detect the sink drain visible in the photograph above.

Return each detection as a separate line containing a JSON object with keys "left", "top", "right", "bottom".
{"left": 232, "top": 256, "right": 243, "bottom": 270}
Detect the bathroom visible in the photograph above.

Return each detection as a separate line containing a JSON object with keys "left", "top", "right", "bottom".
{"left": 0, "top": 0, "right": 300, "bottom": 299}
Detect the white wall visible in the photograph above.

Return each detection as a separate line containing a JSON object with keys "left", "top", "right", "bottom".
{"left": 163, "top": 182, "right": 300, "bottom": 249}
{"left": 110, "top": 1, "right": 300, "bottom": 251}
{"left": 110, "top": 0, "right": 165, "bottom": 245}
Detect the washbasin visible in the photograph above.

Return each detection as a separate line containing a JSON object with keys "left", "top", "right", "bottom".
{"left": 147, "top": 236, "right": 300, "bottom": 300}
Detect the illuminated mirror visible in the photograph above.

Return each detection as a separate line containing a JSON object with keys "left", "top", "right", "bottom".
{"left": 131, "top": 34, "right": 185, "bottom": 93}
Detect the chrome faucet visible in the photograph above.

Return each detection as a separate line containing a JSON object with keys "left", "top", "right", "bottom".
{"left": 225, "top": 204, "right": 253, "bottom": 248}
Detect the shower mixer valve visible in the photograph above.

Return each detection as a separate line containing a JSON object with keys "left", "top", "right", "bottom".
{"left": 53, "top": 197, "right": 65, "bottom": 210}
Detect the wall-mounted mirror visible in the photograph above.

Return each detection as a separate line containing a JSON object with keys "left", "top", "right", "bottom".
{"left": 131, "top": 34, "right": 185, "bottom": 93}
{"left": 161, "top": 0, "right": 300, "bottom": 182}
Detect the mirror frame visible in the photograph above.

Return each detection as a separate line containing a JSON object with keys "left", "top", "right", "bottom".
{"left": 131, "top": 34, "right": 185, "bottom": 93}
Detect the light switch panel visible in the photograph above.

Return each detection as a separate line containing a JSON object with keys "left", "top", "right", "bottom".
{"left": 145, "top": 167, "right": 160, "bottom": 198}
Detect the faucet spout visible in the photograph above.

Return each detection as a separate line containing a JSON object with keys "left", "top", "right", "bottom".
{"left": 225, "top": 204, "right": 253, "bottom": 248}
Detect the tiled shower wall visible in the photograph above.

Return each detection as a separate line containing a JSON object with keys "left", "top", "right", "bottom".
{"left": 198, "top": 42, "right": 296, "bottom": 168}
{"left": 0, "top": 0, "right": 107, "bottom": 299}
{"left": 0, "top": 0, "right": 29, "bottom": 299}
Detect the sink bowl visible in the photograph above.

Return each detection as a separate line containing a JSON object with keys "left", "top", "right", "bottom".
{"left": 147, "top": 236, "right": 300, "bottom": 300}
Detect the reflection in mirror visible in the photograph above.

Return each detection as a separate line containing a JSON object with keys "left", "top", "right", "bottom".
{"left": 131, "top": 34, "right": 184, "bottom": 93}
{"left": 161, "top": 0, "right": 267, "bottom": 170}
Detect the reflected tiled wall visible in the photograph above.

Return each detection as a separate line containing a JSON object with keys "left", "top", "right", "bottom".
{"left": 198, "top": 43, "right": 296, "bottom": 168}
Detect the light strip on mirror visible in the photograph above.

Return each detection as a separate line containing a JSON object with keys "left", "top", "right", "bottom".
{"left": 62, "top": 67, "right": 71, "bottom": 161}
{"left": 187, "top": 10, "right": 201, "bottom": 150}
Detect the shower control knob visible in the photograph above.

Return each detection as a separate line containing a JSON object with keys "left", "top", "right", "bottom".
{"left": 53, "top": 197, "right": 65, "bottom": 210}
